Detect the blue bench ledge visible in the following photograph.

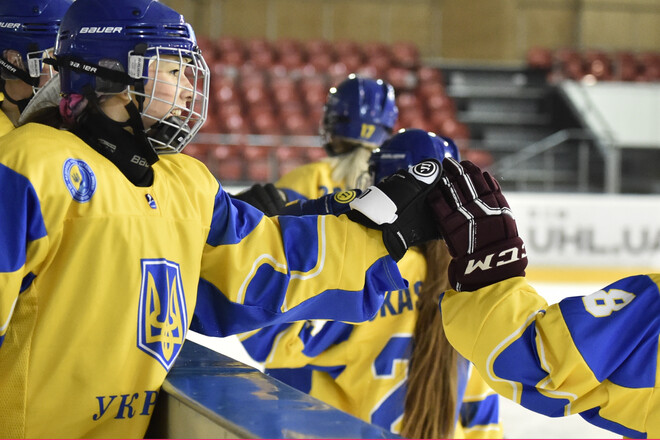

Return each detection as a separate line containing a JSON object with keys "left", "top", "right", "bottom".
{"left": 146, "top": 340, "right": 400, "bottom": 439}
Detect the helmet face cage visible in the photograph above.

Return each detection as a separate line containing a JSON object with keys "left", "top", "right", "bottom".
{"left": 26, "top": 48, "right": 57, "bottom": 90}
{"left": 369, "top": 129, "right": 460, "bottom": 184}
{"left": 130, "top": 46, "right": 210, "bottom": 154}
{"left": 0, "top": 0, "right": 72, "bottom": 88}
{"left": 320, "top": 75, "right": 398, "bottom": 155}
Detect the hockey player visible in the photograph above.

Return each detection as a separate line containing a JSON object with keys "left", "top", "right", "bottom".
{"left": 0, "top": 0, "right": 72, "bottom": 132}
{"left": 429, "top": 158, "right": 660, "bottom": 438}
{"left": 240, "top": 129, "right": 503, "bottom": 439}
{"left": 234, "top": 74, "right": 398, "bottom": 212}
{"left": 0, "top": 1, "right": 444, "bottom": 438}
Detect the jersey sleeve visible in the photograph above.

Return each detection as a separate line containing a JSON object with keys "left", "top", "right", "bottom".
{"left": 191, "top": 187, "right": 405, "bottom": 337}
{"left": 0, "top": 164, "right": 49, "bottom": 348}
{"left": 459, "top": 365, "right": 503, "bottom": 439}
{"left": 441, "top": 275, "right": 660, "bottom": 438}
{"left": 239, "top": 319, "right": 354, "bottom": 368}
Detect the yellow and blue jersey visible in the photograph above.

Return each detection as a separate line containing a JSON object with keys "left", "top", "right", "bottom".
{"left": 241, "top": 249, "right": 503, "bottom": 438}
{"left": 0, "top": 123, "right": 405, "bottom": 438}
{"left": 276, "top": 160, "right": 341, "bottom": 201}
{"left": 441, "top": 274, "right": 660, "bottom": 439}
{"left": 0, "top": 108, "right": 14, "bottom": 137}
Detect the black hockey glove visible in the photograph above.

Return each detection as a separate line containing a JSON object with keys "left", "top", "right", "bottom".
{"left": 347, "top": 159, "right": 443, "bottom": 261}
{"left": 233, "top": 183, "right": 287, "bottom": 216}
{"left": 428, "top": 158, "right": 527, "bottom": 292}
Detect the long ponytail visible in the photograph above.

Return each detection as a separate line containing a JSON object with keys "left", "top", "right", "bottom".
{"left": 401, "top": 240, "right": 458, "bottom": 439}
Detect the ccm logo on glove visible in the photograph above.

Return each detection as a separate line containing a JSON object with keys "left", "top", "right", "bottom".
{"left": 465, "top": 245, "right": 527, "bottom": 275}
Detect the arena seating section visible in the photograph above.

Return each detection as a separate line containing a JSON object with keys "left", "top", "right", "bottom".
{"left": 186, "top": 37, "right": 660, "bottom": 185}
{"left": 527, "top": 47, "right": 660, "bottom": 83}
{"left": 187, "top": 36, "right": 471, "bottom": 183}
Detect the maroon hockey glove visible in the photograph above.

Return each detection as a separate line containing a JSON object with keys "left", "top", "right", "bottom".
{"left": 347, "top": 159, "right": 442, "bottom": 261}
{"left": 427, "top": 158, "right": 527, "bottom": 291}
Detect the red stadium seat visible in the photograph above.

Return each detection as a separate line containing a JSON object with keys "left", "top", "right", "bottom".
{"left": 396, "top": 92, "right": 420, "bottom": 113}
{"left": 220, "top": 113, "right": 249, "bottom": 135}
{"left": 183, "top": 143, "right": 210, "bottom": 162}
{"left": 391, "top": 42, "right": 420, "bottom": 68}
{"left": 212, "top": 144, "right": 245, "bottom": 182}
{"left": 334, "top": 40, "right": 363, "bottom": 58}
{"left": 526, "top": 47, "right": 553, "bottom": 70}
{"left": 216, "top": 36, "right": 244, "bottom": 54}
{"left": 305, "top": 39, "right": 335, "bottom": 57}
{"left": 417, "top": 81, "right": 446, "bottom": 99}
{"left": 462, "top": 149, "right": 494, "bottom": 169}
{"left": 244, "top": 145, "right": 274, "bottom": 182}
{"left": 275, "top": 146, "right": 308, "bottom": 177}
{"left": 386, "top": 66, "right": 415, "bottom": 91}
{"left": 305, "top": 146, "right": 326, "bottom": 162}
{"left": 417, "top": 66, "right": 443, "bottom": 84}
{"left": 307, "top": 52, "right": 334, "bottom": 73}
{"left": 283, "top": 113, "right": 314, "bottom": 136}
{"left": 425, "top": 93, "right": 455, "bottom": 116}
{"left": 251, "top": 111, "right": 282, "bottom": 135}
{"left": 613, "top": 51, "right": 639, "bottom": 81}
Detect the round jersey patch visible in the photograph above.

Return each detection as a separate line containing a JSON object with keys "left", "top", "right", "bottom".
{"left": 62, "top": 158, "right": 97, "bottom": 203}
{"left": 334, "top": 190, "right": 357, "bottom": 204}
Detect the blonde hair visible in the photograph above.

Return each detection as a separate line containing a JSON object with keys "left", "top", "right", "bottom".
{"left": 401, "top": 240, "right": 458, "bottom": 439}
{"left": 326, "top": 146, "right": 374, "bottom": 191}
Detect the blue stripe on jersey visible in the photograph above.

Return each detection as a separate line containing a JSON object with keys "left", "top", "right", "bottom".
{"left": 20, "top": 272, "right": 36, "bottom": 293}
{"left": 192, "top": 256, "right": 393, "bottom": 336}
{"left": 300, "top": 321, "right": 354, "bottom": 358}
{"left": 460, "top": 394, "right": 500, "bottom": 428}
{"left": 580, "top": 407, "right": 646, "bottom": 439}
{"left": 206, "top": 189, "right": 264, "bottom": 246}
{"left": 277, "top": 215, "right": 322, "bottom": 273}
{"left": 240, "top": 321, "right": 354, "bottom": 364}
{"left": 0, "top": 164, "right": 47, "bottom": 272}
{"left": 240, "top": 323, "right": 296, "bottom": 362}
{"left": 493, "top": 322, "right": 570, "bottom": 416}
{"left": 559, "top": 275, "right": 660, "bottom": 388}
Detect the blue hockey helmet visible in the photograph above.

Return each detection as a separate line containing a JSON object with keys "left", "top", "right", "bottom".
{"left": 0, "top": 0, "right": 73, "bottom": 85}
{"left": 320, "top": 74, "right": 398, "bottom": 156}
{"left": 369, "top": 128, "right": 460, "bottom": 183}
{"left": 53, "top": 0, "right": 210, "bottom": 154}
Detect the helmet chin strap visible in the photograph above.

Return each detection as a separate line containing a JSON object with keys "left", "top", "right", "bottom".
{"left": 0, "top": 79, "right": 32, "bottom": 113}
{"left": 74, "top": 88, "right": 159, "bottom": 187}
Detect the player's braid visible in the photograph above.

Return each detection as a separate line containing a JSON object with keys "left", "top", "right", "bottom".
{"left": 401, "top": 240, "right": 457, "bottom": 439}
{"left": 328, "top": 146, "right": 372, "bottom": 190}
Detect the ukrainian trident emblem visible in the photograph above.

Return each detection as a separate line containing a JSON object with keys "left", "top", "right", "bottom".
{"left": 137, "top": 259, "right": 187, "bottom": 370}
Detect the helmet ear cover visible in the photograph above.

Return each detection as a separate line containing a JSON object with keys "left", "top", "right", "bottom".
{"left": 369, "top": 128, "right": 461, "bottom": 184}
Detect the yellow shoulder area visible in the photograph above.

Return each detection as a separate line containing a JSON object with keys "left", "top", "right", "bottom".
{"left": 0, "top": 123, "right": 87, "bottom": 164}
{"left": 397, "top": 246, "right": 427, "bottom": 285}
{"left": 1, "top": 123, "right": 74, "bottom": 150}
{"left": 157, "top": 150, "right": 219, "bottom": 192}
{"left": 276, "top": 161, "right": 336, "bottom": 199}
{"left": 277, "top": 161, "right": 332, "bottom": 185}
{"left": 0, "top": 109, "right": 14, "bottom": 137}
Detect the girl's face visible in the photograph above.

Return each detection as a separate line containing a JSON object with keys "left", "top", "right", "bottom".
{"left": 140, "top": 54, "right": 193, "bottom": 128}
